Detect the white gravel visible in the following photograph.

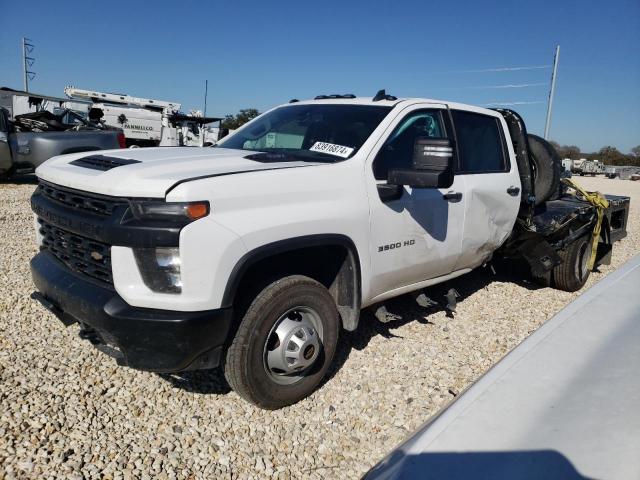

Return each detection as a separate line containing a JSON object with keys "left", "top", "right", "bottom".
{"left": 0, "top": 175, "right": 638, "bottom": 479}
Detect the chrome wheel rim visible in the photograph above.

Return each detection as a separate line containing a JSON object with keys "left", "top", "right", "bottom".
{"left": 263, "top": 306, "right": 324, "bottom": 385}
{"left": 577, "top": 240, "right": 590, "bottom": 281}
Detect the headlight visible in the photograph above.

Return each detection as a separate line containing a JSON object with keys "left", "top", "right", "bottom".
{"left": 134, "top": 247, "right": 182, "bottom": 293}
{"left": 129, "top": 201, "right": 209, "bottom": 222}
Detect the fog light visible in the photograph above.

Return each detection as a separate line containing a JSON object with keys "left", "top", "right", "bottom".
{"left": 134, "top": 247, "right": 182, "bottom": 293}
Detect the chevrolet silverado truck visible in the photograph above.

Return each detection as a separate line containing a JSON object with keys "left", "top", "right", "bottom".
{"left": 0, "top": 107, "right": 125, "bottom": 179}
{"left": 29, "top": 91, "right": 630, "bottom": 408}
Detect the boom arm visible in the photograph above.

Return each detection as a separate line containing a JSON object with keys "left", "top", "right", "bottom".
{"left": 64, "top": 86, "right": 180, "bottom": 112}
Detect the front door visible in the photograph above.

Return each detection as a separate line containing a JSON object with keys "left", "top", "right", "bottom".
{"left": 366, "top": 106, "right": 466, "bottom": 300}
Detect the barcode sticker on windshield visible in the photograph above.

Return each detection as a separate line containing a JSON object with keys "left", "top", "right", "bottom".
{"left": 309, "top": 142, "right": 354, "bottom": 158}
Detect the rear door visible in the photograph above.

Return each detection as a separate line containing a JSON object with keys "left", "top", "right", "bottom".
{"left": 451, "top": 109, "right": 520, "bottom": 271}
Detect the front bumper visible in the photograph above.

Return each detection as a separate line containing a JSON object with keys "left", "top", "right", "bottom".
{"left": 30, "top": 251, "right": 233, "bottom": 372}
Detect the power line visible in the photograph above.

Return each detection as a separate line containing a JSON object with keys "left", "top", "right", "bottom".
{"left": 451, "top": 65, "right": 551, "bottom": 74}
{"left": 483, "top": 101, "right": 545, "bottom": 106}
{"left": 453, "top": 82, "right": 548, "bottom": 90}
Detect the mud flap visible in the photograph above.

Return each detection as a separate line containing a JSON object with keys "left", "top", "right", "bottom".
{"left": 518, "top": 238, "right": 563, "bottom": 277}
{"left": 595, "top": 242, "right": 613, "bottom": 266}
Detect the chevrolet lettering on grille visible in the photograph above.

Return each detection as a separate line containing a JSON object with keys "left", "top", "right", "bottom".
{"left": 31, "top": 200, "right": 103, "bottom": 238}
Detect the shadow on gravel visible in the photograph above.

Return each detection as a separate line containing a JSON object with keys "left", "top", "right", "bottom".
{"left": 157, "top": 369, "right": 231, "bottom": 395}
{"left": 325, "top": 260, "right": 544, "bottom": 384}
{"left": 0, "top": 174, "right": 38, "bottom": 185}
{"left": 160, "top": 260, "right": 543, "bottom": 396}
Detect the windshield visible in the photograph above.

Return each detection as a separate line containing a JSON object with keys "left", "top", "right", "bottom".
{"left": 217, "top": 104, "right": 392, "bottom": 162}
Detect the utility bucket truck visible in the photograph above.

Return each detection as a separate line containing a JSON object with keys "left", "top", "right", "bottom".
{"left": 64, "top": 87, "right": 222, "bottom": 148}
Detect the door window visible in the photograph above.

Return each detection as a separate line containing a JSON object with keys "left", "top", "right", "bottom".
{"left": 373, "top": 110, "right": 446, "bottom": 180}
{"left": 451, "top": 110, "right": 507, "bottom": 173}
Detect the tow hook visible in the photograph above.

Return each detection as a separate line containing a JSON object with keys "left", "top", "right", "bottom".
{"left": 78, "top": 326, "right": 101, "bottom": 345}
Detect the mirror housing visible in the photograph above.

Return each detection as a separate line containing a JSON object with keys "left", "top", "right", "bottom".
{"left": 387, "top": 138, "right": 454, "bottom": 188}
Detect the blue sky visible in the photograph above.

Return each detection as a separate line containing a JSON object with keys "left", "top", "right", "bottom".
{"left": 1, "top": 0, "right": 638, "bottom": 153}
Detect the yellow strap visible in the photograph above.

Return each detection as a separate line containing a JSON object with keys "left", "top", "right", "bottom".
{"left": 561, "top": 178, "right": 609, "bottom": 269}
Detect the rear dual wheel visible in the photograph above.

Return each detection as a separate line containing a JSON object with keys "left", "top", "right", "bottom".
{"left": 531, "top": 234, "right": 594, "bottom": 292}
{"left": 553, "top": 234, "right": 593, "bottom": 292}
{"left": 224, "top": 275, "right": 339, "bottom": 409}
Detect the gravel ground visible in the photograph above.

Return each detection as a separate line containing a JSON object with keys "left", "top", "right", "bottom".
{"left": 1, "top": 175, "right": 638, "bottom": 479}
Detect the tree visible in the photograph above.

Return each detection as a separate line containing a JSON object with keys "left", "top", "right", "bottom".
{"left": 631, "top": 145, "right": 640, "bottom": 158}
{"left": 549, "top": 141, "right": 581, "bottom": 159}
{"left": 561, "top": 145, "right": 581, "bottom": 159}
{"left": 597, "top": 146, "right": 627, "bottom": 166}
{"left": 221, "top": 108, "right": 260, "bottom": 130}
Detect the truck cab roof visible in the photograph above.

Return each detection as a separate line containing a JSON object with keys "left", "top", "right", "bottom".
{"left": 289, "top": 96, "right": 500, "bottom": 117}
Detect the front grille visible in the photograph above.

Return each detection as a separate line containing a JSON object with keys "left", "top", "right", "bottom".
{"left": 38, "top": 181, "right": 126, "bottom": 217}
{"left": 39, "top": 219, "right": 113, "bottom": 284}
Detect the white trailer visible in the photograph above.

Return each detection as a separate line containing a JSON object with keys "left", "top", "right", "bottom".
{"left": 579, "top": 159, "right": 605, "bottom": 176}
{"left": 64, "top": 87, "right": 221, "bottom": 147}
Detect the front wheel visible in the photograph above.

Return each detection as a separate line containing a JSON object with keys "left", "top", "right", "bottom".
{"left": 224, "top": 275, "right": 340, "bottom": 409}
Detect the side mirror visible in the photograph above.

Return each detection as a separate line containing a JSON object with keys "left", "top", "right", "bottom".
{"left": 388, "top": 138, "right": 454, "bottom": 188}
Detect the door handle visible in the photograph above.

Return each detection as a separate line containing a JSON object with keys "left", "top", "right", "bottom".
{"left": 442, "top": 191, "right": 462, "bottom": 201}
{"left": 507, "top": 186, "right": 520, "bottom": 196}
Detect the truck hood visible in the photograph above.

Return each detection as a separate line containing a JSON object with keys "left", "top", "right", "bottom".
{"left": 35, "top": 147, "right": 323, "bottom": 197}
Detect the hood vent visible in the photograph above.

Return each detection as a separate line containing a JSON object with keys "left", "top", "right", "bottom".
{"left": 70, "top": 155, "right": 141, "bottom": 171}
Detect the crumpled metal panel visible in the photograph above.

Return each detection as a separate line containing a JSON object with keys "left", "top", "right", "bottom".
{"left": 455, "top": 176, "right": 519, "bottom": 270}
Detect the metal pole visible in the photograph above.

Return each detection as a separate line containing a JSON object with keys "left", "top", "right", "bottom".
{"left": 544, "top": 45, "right": 560, "bottom": 139}
{"left": 22, "top": 37, "right": 28, "bottom": 92}
{"left": 204, "top": 80, "right": 208, "bottom": 118}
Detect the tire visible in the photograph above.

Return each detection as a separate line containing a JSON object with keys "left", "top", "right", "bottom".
{"left": 224, "top": 275, "right": 340, "bottom": 409}
{"left": 553, "top": 234, "right": 593, "bottom": 292}
{"left": 528, "top": 134, "right": 562, "bottom": 205}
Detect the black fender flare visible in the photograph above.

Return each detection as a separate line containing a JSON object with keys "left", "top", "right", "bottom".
{"left": 221, "top": 234, "right": 362, "bottom": 331}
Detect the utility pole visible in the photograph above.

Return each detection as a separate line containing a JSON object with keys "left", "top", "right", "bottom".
{"left": 203, "top": 80, "right": 208, "bottom": 117}
{"left": 544, "top": 45, "right": 560, "bottom": 140}
{"left": 22, "top": 37, "right": 36, "bottom": 92}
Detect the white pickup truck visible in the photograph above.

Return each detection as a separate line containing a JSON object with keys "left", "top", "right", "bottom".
{"left": 29, "top": 91, "right": 630, "bottom": 408}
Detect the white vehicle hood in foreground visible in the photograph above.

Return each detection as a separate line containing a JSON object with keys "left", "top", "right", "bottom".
{"left": 35, "top": 147, "right": 322, "bottom": 197}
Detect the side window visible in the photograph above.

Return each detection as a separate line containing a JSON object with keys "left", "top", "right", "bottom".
{"left": 451, "top": 110, "right": 507, "bottom": 173}
{"left": 373, "top": 110, "right": 446, "bottom": 180}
